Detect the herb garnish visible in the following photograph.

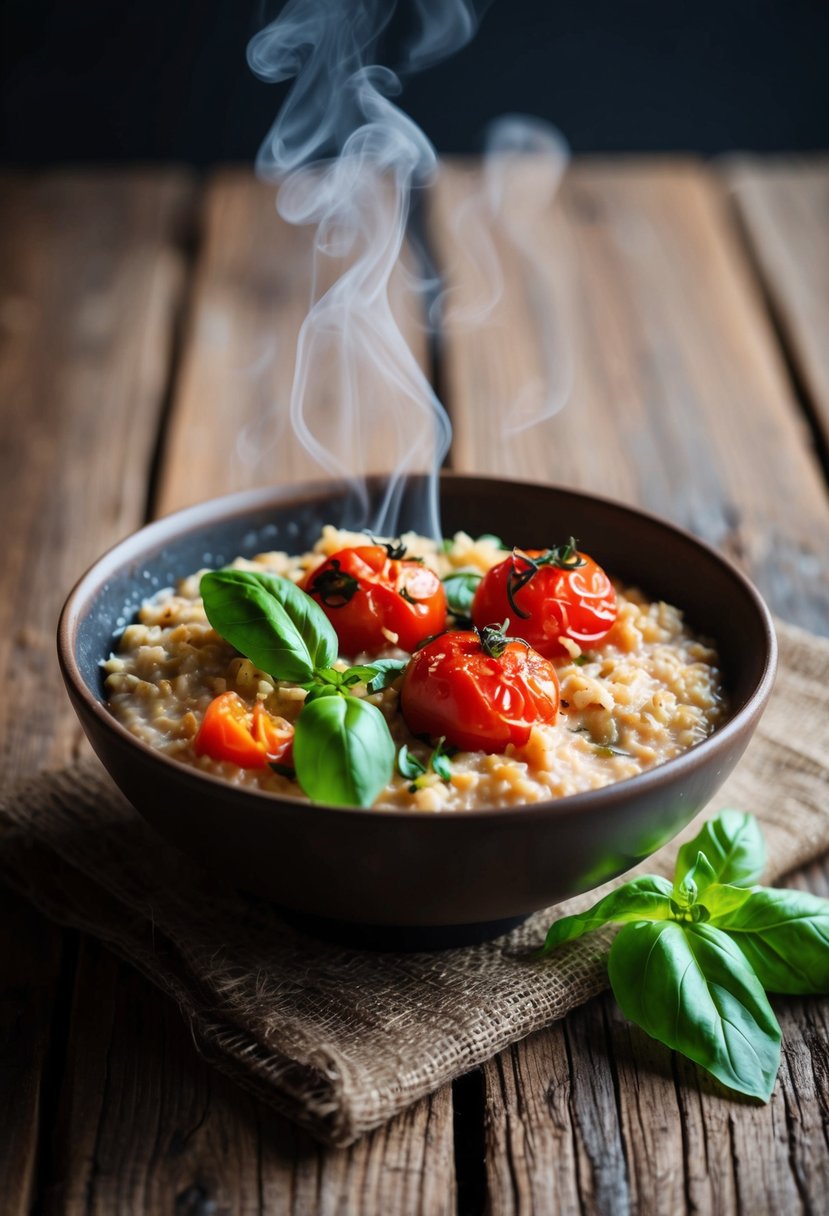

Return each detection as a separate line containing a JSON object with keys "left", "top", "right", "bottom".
{"left": 397, "top": 737, "right": 455, "bottom": 792}
{"left": 541, "top": 809, "right": 829, "bottom": 1101}
{"left": 201, "top": 569, "right": 397, "bottom": 807}
{"left": 593, "top": 743, "right": 632, "bottom": 758}
{"left": 507, "top": 539, "right": 585, "bottom": 619}
{"left": 442, "top": 570, "right": 482, "bottom": 625}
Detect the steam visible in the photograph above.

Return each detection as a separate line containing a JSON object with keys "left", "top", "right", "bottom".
{"left": 248, "top": 0, "right": 480, "bottom": 536}
{"left": 247, "top": 0, "right": 570, "bottom": 536}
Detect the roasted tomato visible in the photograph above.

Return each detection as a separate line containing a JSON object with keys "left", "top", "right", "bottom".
{"left": 303, "top": 544, "right": 446, "bottom": 656}
{"left": 472, "top": 540, "right": 616, "bottom": 657}
{"left": 194, "top": 691, "right": 294, "bottom": 769}
{"left": 399, "top": 627, "right": 560, "bottom": 754}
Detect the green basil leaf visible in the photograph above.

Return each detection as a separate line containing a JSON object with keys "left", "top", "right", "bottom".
{"left": 431, "top": 739, "right": 453, "bottom": 783}
{"left": 398, "top": 744, "right": 427, "bottom": 781}
{"left": 593, "top": 743, "right": 632, "bottom": 758}
{"left": 303, "top": 683, "right": 341, "bottom": 703}
{"left": 365, "top": 659, "right": 408, "bottom": 692}
{"left": 477, "top": 533, "right": 506, "bottom": 548}
{"left": 674, "top": 850, "right": 718, "bottom": 908}
{"left": 541, "top": 875, "right": 674, "bottom": 954}
{"left": 608, "top": 920, "right": 781, "bottom": 1100}
{"left": 315, "top": 667, "right": 345, "bottom": 686}
{"left": 342, "top": 664, "right": 383, "bottom": 685}
{"left": 709, "top": 887, "right": 829, "bottom": 995}
{"left": 442, "top": 570, "right": 482, "bottom": 617}
{"left": 201, "top": 570, "right": 338, "bottom": 684}
{"left": 293, "top": 694, "right": 395, "bottom": 807}
{"left": 695, "top": 881, "right": 755, "bottom": 920}
{"left": 675, "top": 810, "right": 766, "bottom": 890}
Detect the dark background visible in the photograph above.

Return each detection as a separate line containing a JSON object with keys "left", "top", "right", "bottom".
{"left": 1, "top": 0, "right": 826, "bottom": 164}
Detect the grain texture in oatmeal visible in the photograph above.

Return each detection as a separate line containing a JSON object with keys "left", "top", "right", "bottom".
{"left": 104, "top": 527, "right": 725, "bottom": 810}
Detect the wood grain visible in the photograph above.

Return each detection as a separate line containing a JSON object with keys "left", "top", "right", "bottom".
{"left": 0, "top": 171, "right": 194, "bottom": 1214}
{"left": 725, "top": 157, "right": 829, "bottom": 457}
{"left": 430, "top": 158, "right": 829, "bottom": 633}
{"left": 429, "top": 158, "right": 829, "bottom": 1212}
{"left": 47, "top": 940, "right": 455, "bottom": 1216}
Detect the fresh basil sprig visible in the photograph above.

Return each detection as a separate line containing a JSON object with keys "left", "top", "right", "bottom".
{"left": 200, "top": 569, "right": 402, "bottom": 808}
{"left": 541, "top": 809, "right": 829, "bottom": 1101}
{"left": 201, "top": 569, "right": 337, "bottom": 684}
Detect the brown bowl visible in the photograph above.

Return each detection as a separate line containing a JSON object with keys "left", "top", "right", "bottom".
{"left": 58, "top": 474, "right": 776, "bottom": 947}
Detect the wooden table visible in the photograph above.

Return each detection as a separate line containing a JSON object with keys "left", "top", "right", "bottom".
{"left": 2, "top": 158, "right": 828, "bottom": 1214}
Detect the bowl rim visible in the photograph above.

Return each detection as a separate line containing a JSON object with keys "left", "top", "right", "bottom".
{"left": 57, "top": 473, "right": 778, "bottom": 824}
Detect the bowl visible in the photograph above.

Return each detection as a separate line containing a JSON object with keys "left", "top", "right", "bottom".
{"left": 58, "top": 474, "right": 776, "bottom": 948}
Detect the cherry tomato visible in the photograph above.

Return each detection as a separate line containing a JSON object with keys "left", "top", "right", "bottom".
{"left": 303, "top": 545, "right": 446, "bottom": 657}
{"left": 472, "top": 541, "right": 616, "bottom": 658}
{"left": 399, "top": 629, "right": 560, "bottom": 754}
{"left": 194, "top": 691, "right": 294, "bottom": 769}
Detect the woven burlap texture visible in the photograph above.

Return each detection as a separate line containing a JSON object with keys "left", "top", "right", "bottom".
{"left": 1, "top": 620, "right": 827, "bottom": 1146}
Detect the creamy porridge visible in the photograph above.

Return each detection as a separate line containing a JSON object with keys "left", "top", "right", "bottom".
{"left": 104, "top": 527, "right": 725, "bottom": 810}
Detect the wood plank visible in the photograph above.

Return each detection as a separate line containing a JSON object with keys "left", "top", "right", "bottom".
{"left": 430, "top": 158, "right": 829, "bottom": 633}
{"left": 0, "top": 170, "right": 194, "bottom": 1214}
{"left": 156, "top": 169, "right": 432, "bottom": 515}
{"left": 49, "top": 940, "right": 456, "bottom": 1216}
{"left": 725, "top": 157, "right": 829, "bottom": 455}
{"left": 56, "top": 169, "right": 456, "bottom": 1214}
{"left": 430, "top": 157, "right": 829, "bottom": 1212}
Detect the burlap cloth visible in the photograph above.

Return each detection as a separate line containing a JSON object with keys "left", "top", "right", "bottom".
{"left": 1, "top": 620, "right": 827, "bottom": 1145}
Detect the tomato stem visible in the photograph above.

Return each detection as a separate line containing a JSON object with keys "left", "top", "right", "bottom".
{"left": 308, "top": 559, "right": 360, "bottom": 607}
{"left": 506, "top": 540, "right": 586, "bottom": 619}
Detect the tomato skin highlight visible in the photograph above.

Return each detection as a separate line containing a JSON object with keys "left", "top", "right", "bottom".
{"left": 303, "top": 545, "right": 447, "bottom": 657}
{"left": 472, "top": 549, "right": 616, "bottom": 657}
{"left": 399, "top": 631, "right": 560, "bottom": 754}
{"left": 194, "top": 691, "right": 294, "bottom": 769}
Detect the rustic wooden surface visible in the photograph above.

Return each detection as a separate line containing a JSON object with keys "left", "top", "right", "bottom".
{"left": 1, "top": 159, "right": 827, "bottom": 1214}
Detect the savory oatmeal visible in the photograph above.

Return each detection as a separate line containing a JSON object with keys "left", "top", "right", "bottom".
{"left": 104, "top": 527, "right": 725, "bottom": 810}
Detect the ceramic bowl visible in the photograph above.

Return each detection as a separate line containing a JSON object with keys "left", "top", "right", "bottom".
{"left": 58, "top": 475, "right": 776, "bottom": 947}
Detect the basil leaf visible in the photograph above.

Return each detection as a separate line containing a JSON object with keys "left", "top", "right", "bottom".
{"left": 431, "top": 738, "right": 453, "bottom": 783}
{"left": 674, "top": 850, "right": 718, "bottom": 908}
{"left": 696, "top": 881, "right": 755, "bottom": 919}
{"left": 365, "top": 658, "right": 408, "bottom": 693}
{"left": 675, "top": 810, "right": 766, "bottom": 890}
{"left": 398, "top": 744, "right": 427, "bottom": 781}
{"left": 293, "top": 694, "right": 394, "bottom": 807}
{"left": 342, "top": 664, "right": 383, "bottom": 685}
{"left": 541, "top": 875, "right": 674, "bottom": 954}
{"left": 477, "top": 533, "right": 506, "bottom": 548}
{"left": 709, "top": 887, "right": 829, "bottom": 995}
{"left": 201, "top": 570, "right": 338, "bottom": 684}
{"left": 303, "top": 683, "right": 341, "bottom": 703}
{"left": 609, "top": 920, "right": 781, "bottom": 1100}
{"left": 442, "top": 570, "right": 482, "bottom": 617}
{"left": 315, "top": 667, "right": 345, "bottom": 686}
